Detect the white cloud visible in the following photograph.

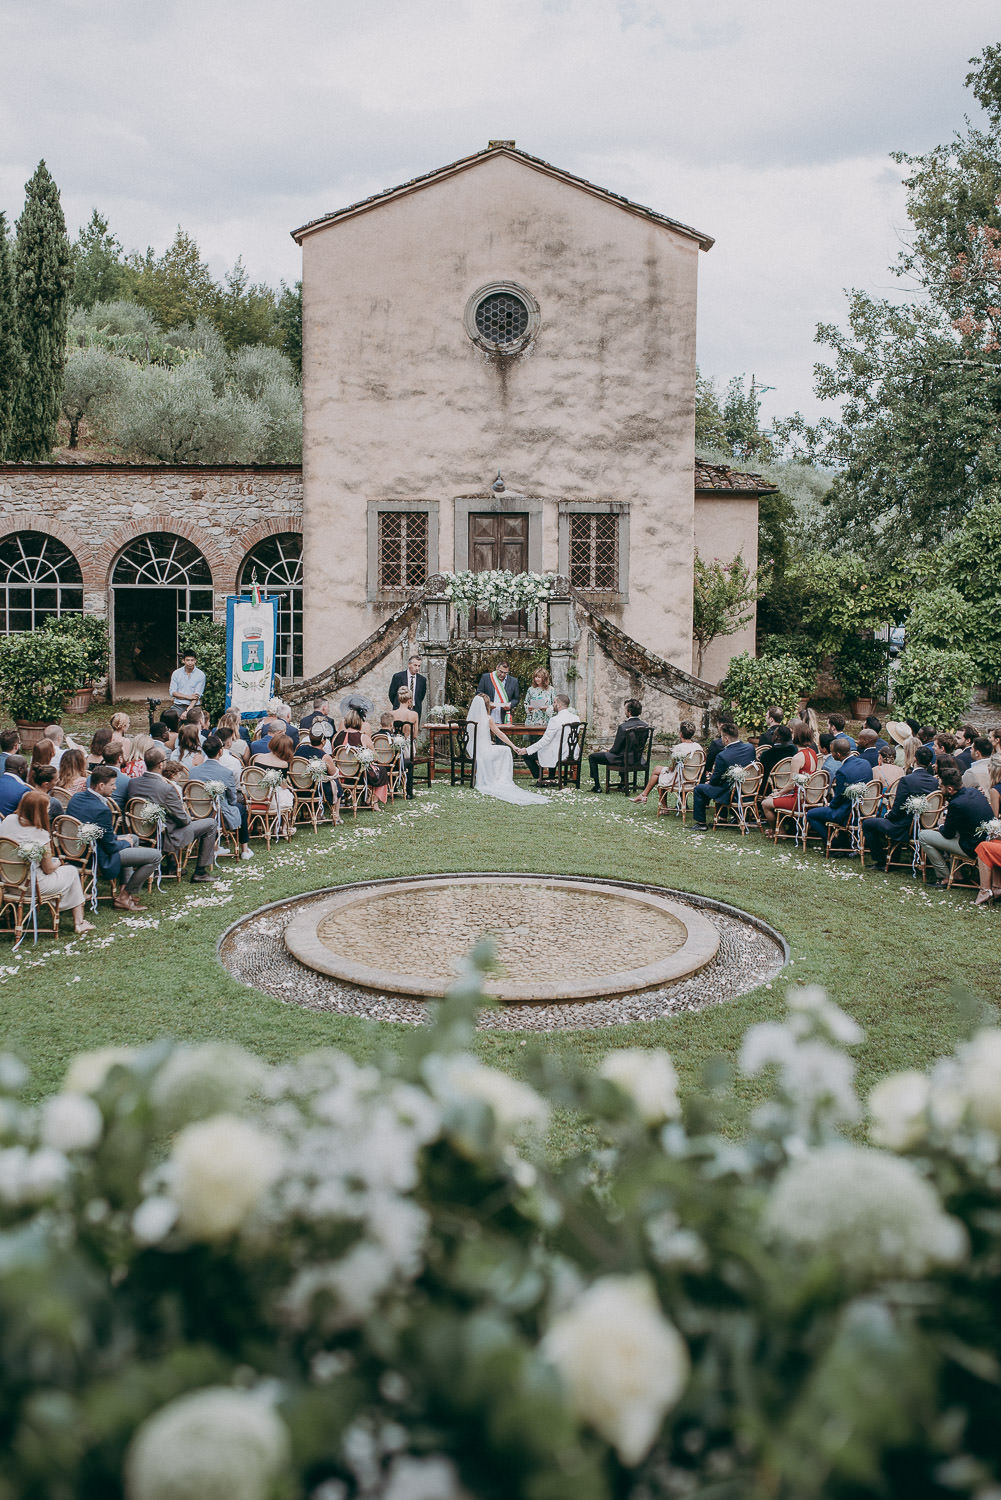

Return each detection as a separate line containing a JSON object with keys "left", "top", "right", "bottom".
{"left": 0, "top": 0, "right": 996, "bottom": 417}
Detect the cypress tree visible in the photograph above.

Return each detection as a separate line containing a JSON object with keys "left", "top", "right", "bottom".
{"left": 0, "top": 212, "right": 22, "bottom": 459}
{"left": 9, "top": 160, "right": 73, "bottom": 459}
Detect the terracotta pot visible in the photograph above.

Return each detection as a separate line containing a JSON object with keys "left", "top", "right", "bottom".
{"left": 14, "top": 721, "right": 49, "bottom": 751}
{"left": 853, "top": 697, "right": 875, "bottom": 718}
{"left": 62, "top": 686, "right": 94, "bottom": 715}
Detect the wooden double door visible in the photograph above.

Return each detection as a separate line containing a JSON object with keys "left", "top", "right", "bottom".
{"left": 468, "top": 512, "right": 529, "bottom": 637}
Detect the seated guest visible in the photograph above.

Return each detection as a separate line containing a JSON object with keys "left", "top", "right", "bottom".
{"left": 0, "top": 754, "right": 30, "bottom": 816}
{"left": 919, "top": 767, "right": 994, "bottom": 887}
{"left": 0, "top": 789, "right": 95, "bottom": 934}
{"left": 101, "top": 740, "right": 133, "bottom": 813}
{"left": 376, "top": 712, "right": 396, "bottom": 735}
{"left": 761, "top": 722, "right": 819, "bottom": 828}
{"left": 690, "top": 725, "right": 756, "bottom": 830}
{"left": 110, "top": 711, "right": 134, "bottom": 764}
{"left": 819, "top": 732, "right": 839, "bottom": 780}
{"left": 67, "top": 765, "right": 160, "bottom": 910}
{"left": 700, "top": 715, "right": 736, "bottom": 783}
{"left": 88, "top": 726, "right": 113, "bottom": 770}
{"left": 962, "top": 737, "right": 994, "bottom": 791}
{"left": 805, "top": 737, "right": 873, "bottom": 848}
{"left": 974, "top": 767, "right": 1001, "bottom": 905}
{"left": 632, "top": 720, "right": 701, "bottom": 804}
{"left": 900, "top": 734, "right": 922, "bottom": 770}
{"left": 883, "top": 721, "right": 911, "bottom": 760}
{"left": 217, "top": 710, "right": 251, "bottom": 758}
{"left": 0, "top": 728, "right": 20, "bottom": 774}
{"left": 872, "top": 745, "right": 904, "bottom": 798}
{"left": 827, "top": 713, "right": 857, "bottom": 751}
{"left": 251, "top": 733, "right": 297, "bottom": 830}
{"left": 333, "top": 711, "right": 389, "bottom": 809}
{"left": 188, "top": 735, "right": 254, "bottom": 859}
{"left": 758, "top": 723, "right": 796, "bottom": 788}
{"left": 29, "top": 738, "right": 56, "bottom": 781}
{"left": 56, "top": 748, "right": 88, "bottom": 800}
{"left": 864, "top": 715, "right": 889, "bottom": 751}
{"left": 176, "top": 723, "right": 206, "bottom": 769}
{"left": 861, "top": 745, "right": 938, "bottom": 867}
{"left": 393, "top": 688, "right": 420, "bottom": 799}
{"left": 123, "top": 733, "right": 151, "bottom": 778}
{"left": 159, "top": 707, "right": 180, "bottom": 740}
{"left": 757, "top": 705, "right": 785, "bottom": 748}
{"left": 250, "top": 716, "right": 285, "bottom": 755}
{"left": 521, "top": 694, "right": 582, "bottom": 784}
{"left": 266, "top": 697, "right": 299, "bottom": 747}
{"left": 299, "top": 697, "right": 331, "bottom": 735}
{"left": 127, "top": 746, "right": 219, "bottom": 882}
{"left": 30, "top": 765, "right": 63, "bottom": 823}
{"left": 917, "top": 725, "right": 938, "bottom": 764}
{"left": 294, "top": 723, "right": 343, "bottom": 819}
{"left": 936, "top": 732, "right": 958, "bottom": 761}
{"left": 588, "top": 699, "right": 650, "bottom": 793}
{"left": 856, "top": 728, "right": 881, "bottom": 769}
{"left": 214, "top": 725, "right": 245, "bottom": 778}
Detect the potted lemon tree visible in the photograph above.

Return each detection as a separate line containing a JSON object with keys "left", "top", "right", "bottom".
{"left": 0, "top": 630, "right": 88, "bottom": 748}
{"left": 41, "top": 614, "right": 110, "bottom": 712}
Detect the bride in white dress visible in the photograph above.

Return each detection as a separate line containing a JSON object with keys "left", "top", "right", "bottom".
{"left": 466, "top": 694, "right": 549, "bottom": 806}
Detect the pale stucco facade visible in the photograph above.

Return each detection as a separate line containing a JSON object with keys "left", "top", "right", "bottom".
{"left": 295, "top": 146, "right": 714, "bottom": 680}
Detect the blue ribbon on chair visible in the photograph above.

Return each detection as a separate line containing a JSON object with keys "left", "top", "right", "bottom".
{"left": 90, "top": 845, "right": 99, "bottom": 914}
{"left": 12, "top": 862, "right": 40, "bottom": 952}
{"left": 795, "top": 784, "right": 808, "bottom": 846}
{"left": 154, "top": 824, "right": 163, "bottom": 890}
{"left": 911, "top": 813, "right": 923, "bottom": 875}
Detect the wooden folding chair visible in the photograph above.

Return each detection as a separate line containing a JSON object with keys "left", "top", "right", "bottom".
{"left": 0, "top": 838, "right": 61, "bottom": 944}
{"left": 669, "top": 750, "right": 707, "bottom": 822}
{"left": 603, "top": 726, "right": 653, "bottom": 794}
{"left": 773, "top": 770, "right": 829, "bottom": 845}
{"left": 333, "top": 750, "right": 367, "bottom": 818}
{"left": 711, "top": 764, "right": 763, "bottom": 834}
{"left": 184, "top": 781, "right": 240, "bottom": 857}
{"left": 554, "top": 720, "right": 587, "bottom": 789}
{"left": 52, "top": 813, "right": 113, "bottom": 907}
{"left": 126, "top": 797, "right": 188, "bottom": 882}
{"left": 239, "top": 767, "right": 282, "bottom": 849}
{"left": 288, "top": 758, "right": 327, "bottom": 830}
{"left": 885, "top": 791, "right": 946, "bottom": 878}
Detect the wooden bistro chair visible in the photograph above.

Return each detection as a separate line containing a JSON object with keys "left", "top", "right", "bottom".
{"left": 448, "top": 721, "right": 477, "bottom": 788}
{"left": 239, "top": 767, "right": 281, "bottom": 849}
{"left": 885, "top": 790, "right": 946, "bottom": 879}
{"left": 333, "top": 749, "right": 368, "bottom": 819}
{"left": 0, "top": 837, "right": 61, "bottom": 944}
{"left": 773, "top": 769, "right": 829, "bottom": 846}
{"left": 126, "top": 797, "right": 188, "bottom": 883}
{"left": 603, "top": 725, "right": 653, "bottom": 794}
{"left": 183, "top": 781, "right": 240, "bottom": 858}
{"left": 52, "top": 813, "right": 111, "bottom": 907}
{"left": 49, "top": 784, "right": 72, "bottom": 811}
{"left": 372, "top": 739, "right": 398, "bottom": 800}
{"left": 554, "top": 720, "right": 587, "bottom": 789}
{"left": 663, "top": 748, "right": 706, "bottom": 821}
{"left": 824, "top": 781, "right": 881, "bottom": 861}
{"left": 712, "top": 763, "right": 764, "bottom": 834}
{"left": 289, "top": 757, "right": 327, "bottom": 831}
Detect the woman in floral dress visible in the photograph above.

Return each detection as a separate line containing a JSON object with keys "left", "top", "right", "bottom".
{"left": 523, "top": 668, "right": 555, "bottom": 727}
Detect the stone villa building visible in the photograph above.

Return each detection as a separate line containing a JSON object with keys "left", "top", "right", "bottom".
{"left": 0, "top": 144, "right": 772, "bottom": 731}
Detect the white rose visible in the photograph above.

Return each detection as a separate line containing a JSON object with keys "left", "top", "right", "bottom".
{"left": 957, "top": 1029, "right": 1001, "bottom": 1134}
{"left": 151, "top": 1044, "right": 267, "bottom": 1133}
{"left": 169, "top": 1115, "right": 284, "bottom": 1242}
{"left": 23, "top": 1147, "right": 70, "bottom": 1202}
{"left": 132, "top": 1195, "right": 179, "bottom": 1247}
{"left": 64, "top": 1047, "right": 135, "bottom": 1095}
{"left": 40, "top": 1093, "right": 103, "bottom": 1153}
{"left": 868, "top": 1070, "right": 931, "bottom": 1151}
{"left": 598, "top": 1048, "right": 680, "bottom": 1125}
{"left": 541, "top": 1273, "right": 689, "bottom": 1464}
{"left": 764, "top": 1143, "right": 966, "bottom": 1279}
{"left": 425, "top": 1055, "right": 549, "bottom": 1135}
{"left": 125, "top": 1386, "right": 289, "bottom": 1500}
{"left": 382, "top": 1455, "right": 470, "bottom": 1500}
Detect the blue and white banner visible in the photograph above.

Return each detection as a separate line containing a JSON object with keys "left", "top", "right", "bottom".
{"left": 225, "top": 594, "right": 278, "bottom": 716}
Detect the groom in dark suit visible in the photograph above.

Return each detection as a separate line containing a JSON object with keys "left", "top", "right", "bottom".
{"left": 389, "top": 655, "right": 428, "bottom": 721}
{"left": 476, "top": 660, "right": 520, "bottom": 723}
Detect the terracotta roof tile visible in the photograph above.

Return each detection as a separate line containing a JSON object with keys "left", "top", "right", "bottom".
{"left": 694, "top": 459, "right": 777, "bottom": 495}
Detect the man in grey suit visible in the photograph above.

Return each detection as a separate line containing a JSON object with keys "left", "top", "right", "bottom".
{"left": 127, "top": 746, "right": 219, "bottom": 882}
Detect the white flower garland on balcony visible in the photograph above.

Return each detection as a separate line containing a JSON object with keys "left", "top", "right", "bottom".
{"left": 439, "top": 570, "right": 556, "bottom": 619}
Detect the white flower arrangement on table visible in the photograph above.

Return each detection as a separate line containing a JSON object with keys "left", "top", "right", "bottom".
{"left": 137, "top": 800, "right": 168, "bottom": 830}
{"left": 259, "top": 769, "right": 285, "bottom": 791}
{"left": 904, "top": 793, "right": 934, "bottom": 816}
{"left": 76, "top": 823, "right": 104, "bottom": 847}
{"left": 843, "top": 781, "right": 870, "bottom": 803}
{"left": 439, "top": 569, "right": 557, "bottom": 619}
{"left": 202, "top": 780, "right": 227, "bottom": 803}
{"left": 427, "top": 704, "right": 461, "bottom": 723}
{"left": 976, "top": 817, "right": 1001, "bottom": 841}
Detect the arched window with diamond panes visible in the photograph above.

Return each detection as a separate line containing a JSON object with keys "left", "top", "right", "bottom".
{"left": 0, "top": 531, "right": 83, "bottom": 634}
{"left": 238, "top": 533, "right": 303, "bottom": 679}
{"left": 111, "top": 533, "right": 214, "bottom": 688}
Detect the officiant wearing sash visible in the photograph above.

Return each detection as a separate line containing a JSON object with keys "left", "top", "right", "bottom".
{"left": 476, "top": 661, "right": 520, "bottom": 725}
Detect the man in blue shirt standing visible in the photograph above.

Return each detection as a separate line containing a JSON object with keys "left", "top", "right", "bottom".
{"left": 169, "top": 652, "right": 206, "bottom": 713}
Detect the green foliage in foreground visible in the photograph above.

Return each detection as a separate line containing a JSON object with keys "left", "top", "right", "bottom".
{"left": 1, "top": 937, "right": 1001, "bottom": 1499}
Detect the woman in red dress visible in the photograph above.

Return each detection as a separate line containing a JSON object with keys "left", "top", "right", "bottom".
{"left": 974, "top": 761, "right": 1001, "bottom": 906}
{"left": 761, "top": 721, "right": 818, "bottom": 829}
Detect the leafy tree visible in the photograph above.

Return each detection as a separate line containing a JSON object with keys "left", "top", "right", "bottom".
{"left": 126, "top": 227, "right": 218, "bottom": 330}
{"left": 692, "top": 551, "right": 758, "bottom": 678}
{"left": 718, "top": 650, "right": 812, "bottom": 733}
{"left": 229, "top": 344, "right": 295, "bottom": 400}
{"left": 41, "top": 612, "right": 110, "bottom": 683}
{"left": 9, "top": 160, "right": 73, "bottom": 460}
{"left": 252, "top": 375, "right": 303, "bottom": 462}
{"left": 893, "top": 643, "right": 978, "bottom": 726}
{"left": 830, "top": 635, "right": 891, "bottom": 702}
{"left": 71, "top": 209, "right": 128, "bottom": 309}
{"left": 104, "top": 360, "right": 261, "bottom": 463}
{"left": 777, "top": 551, "right": 921, "bottom": 658}
{"left": 213, "top": 257, "right": 278, "bottom": 350}
{"left": 0, "top": 210, "right": 22, "bottom": 459}
{"left": 275, "top": 280, "right": 302, "bottom": 377}
{"left": 60, "top": 345, "right": 133, "bottom": 447}
{"left": 937, "top": 501, "right": 1001, "bottom": 682}
{"left": 902, "top": 585, "right": 976, "bottom": 656}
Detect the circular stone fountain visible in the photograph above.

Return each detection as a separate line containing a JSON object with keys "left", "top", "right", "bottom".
{"left": 283, "top": 875, "right": 720, "bottom": 1003}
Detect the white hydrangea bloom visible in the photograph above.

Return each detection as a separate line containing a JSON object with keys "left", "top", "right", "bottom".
{"left": 64, "top": 1047, "right": 135, "bottom": 1095}
{"left": 764, "top": 1144, "right": 966, "bottom": 1278}
{"left": 956, "top": 1029, "right": 1001, "bottom": 1134}
{"left": 739, "top": 1021, "right": 798, "bottom": 1076}
{"left": 787, "top": 985, "right": 864, "bottom": 1045}
{"left": 541, "top": 1273, "right": 689, "bottom": 1464}
{"left": 125, "top": 1386, "right": 289, "bottom": 1500}
{"left": 380, "top": 1454, "right": 470, "bottom": 1500}
{"left": 132, "top": 1195, "right": 179, "bottom": 1247}
{"left": 868, "top": 1070, "right": 932, "bottom": 1151}
{"left": 169, "top": 1115, "right": 284, "bottom": 1242}
{"left": 0, "top": 1145, "right": 69, "bottom": 1205}
{"left": 598, "top": 1048, "right": 681, "bottom": 1125}
{"left": 40, "top": 1093, "right": 103, "bottom": 1153}
{"left": 424, "top": 1055, "right": 549, "bottom": 1135}
{"left": 150, "top": 1044, "right": 267, "bottom": 1133}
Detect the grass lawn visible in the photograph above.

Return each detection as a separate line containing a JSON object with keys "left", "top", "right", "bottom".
{"left": 2, "top": 782, "right": 997, "bottom": 1133}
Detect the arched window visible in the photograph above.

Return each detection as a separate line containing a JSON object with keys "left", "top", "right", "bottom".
{"left": 111, "top": 533, "right": 214, "bottom": 688}
{"left": 238, "top": 534, "right": 303, "bottom": 679}
{"left": 0, "top": 531, "right": 83, "bottom": 634}
{"left": 112, "top": 533, "right": 213, "bottom": 592}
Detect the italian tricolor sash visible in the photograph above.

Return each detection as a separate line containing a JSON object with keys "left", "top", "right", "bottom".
{"left": 489, "top": 671, "right": 511, "bottom": 718}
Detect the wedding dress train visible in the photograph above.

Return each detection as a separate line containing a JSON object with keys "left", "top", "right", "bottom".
{"left": 466, "top": 696, "right": 549, "bottom": 807}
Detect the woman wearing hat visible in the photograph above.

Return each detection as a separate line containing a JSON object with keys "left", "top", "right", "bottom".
{"left": 884, "top": 720, "right": 912, "bottom": 764}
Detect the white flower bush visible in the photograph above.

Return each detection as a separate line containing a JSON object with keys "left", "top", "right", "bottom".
{"left": 440, "top": 569, "right": 556, "bottom": 619}
{"left": 1, "top": 963, "right": 1001, "bottom": 1498}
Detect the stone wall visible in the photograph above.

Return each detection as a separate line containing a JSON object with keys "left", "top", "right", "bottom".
{"left": 0, "top": 463, "right": 303, "bottom": 617}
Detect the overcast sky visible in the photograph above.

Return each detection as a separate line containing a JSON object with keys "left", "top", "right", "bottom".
{"left": 1, "top": 0, "right": 997, "bottom": 423}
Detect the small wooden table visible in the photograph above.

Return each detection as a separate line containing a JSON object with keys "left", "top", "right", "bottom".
{"left": 426, "top": 722, "right": 547, "bottom": 782}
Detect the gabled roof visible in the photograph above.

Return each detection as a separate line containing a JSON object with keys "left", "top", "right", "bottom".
{"left": 291, "top": 143, "right": 714, "bottom": 249}
{"left": 695, "top": 459, "right": 777, "bottom": 495}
